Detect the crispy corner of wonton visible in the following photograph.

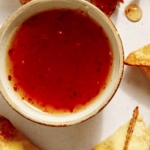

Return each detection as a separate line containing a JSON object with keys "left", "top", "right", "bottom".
{"left": 124, "top": 44, "right": 150, "bottom": 81}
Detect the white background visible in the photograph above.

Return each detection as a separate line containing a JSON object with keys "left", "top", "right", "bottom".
{"left": 0, "top": 0, "right": 150, "bottom": 149}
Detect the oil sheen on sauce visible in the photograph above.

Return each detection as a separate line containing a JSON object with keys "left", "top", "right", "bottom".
{"left": 7, "top": 9, "right": 113, "bottom": 114}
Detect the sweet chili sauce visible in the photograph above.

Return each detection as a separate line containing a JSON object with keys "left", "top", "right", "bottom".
{"left": 90, "top": 0, "right": 118, "bottom": 16}
{"left": 7, "top": 9, "right": 113, "bottom": 113}
{"left": 20, "top": 0, "right": 31, "bottom": 5}
{"left": 90, "top": 0, "right": 124, "bottom": 17}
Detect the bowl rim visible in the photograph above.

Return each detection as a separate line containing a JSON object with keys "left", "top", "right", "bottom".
{"left": 0, "top": 0, "right": 124, "bottom": 126}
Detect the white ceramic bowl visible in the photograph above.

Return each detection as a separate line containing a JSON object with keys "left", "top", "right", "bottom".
{"left": 0, "top": 0, "right": 124, "bottom": 126}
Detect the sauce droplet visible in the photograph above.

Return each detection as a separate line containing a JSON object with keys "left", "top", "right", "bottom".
{"left": 125, "top": 4, "right": 142, "bottom": 22}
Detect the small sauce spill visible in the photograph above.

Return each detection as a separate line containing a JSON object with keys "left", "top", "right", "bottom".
{"left": 20, "top": 0, "right": 31, "bottom": 5}
{"left": 125, "top": 4, "right": 142, "bottom": 22}
{"left": 7, "top": 9, "right": 113, "bottom": 114}
{"left": 90, "top": 0, "right": 118, "bottom": 17}
{"left": 119, "top": 0, "right": 124, "bottom": 3}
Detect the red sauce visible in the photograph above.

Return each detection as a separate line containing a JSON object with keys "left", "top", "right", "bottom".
{"left": 119, "top": 0, "right": 124, "bottom": 3}
{"left": 89, "top": 0, "right": 124, "bottom": 17}
{"left": 7, "top": 9, "right": 113, "bottom": 113}
{"left": 20, "top": 0, "right": 31, "bottom": 5}
{"left": 90, "top": 0, "right": 118, "bottom": 16}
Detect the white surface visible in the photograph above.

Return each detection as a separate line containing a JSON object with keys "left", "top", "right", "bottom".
{"left": 0, "top": 0, "right": 150, "bottom": 150}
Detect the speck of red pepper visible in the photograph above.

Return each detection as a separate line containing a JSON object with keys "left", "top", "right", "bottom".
{"left": 8, "top": 75, "right": 12, "bottom": 81}
{"left": 14, "top": 84, "right": 18, "bottom": 91}
{"left": 73, "top": 91, "right": 77, "bottom": 97}
{"left": 8, "top": 49, "right": 14, "bottom": 56}
{"left": 97, "top": 68, "right": 101, "bottom": 72}
{"left": 28, "top": 98, "right": 32, "bottom": 101}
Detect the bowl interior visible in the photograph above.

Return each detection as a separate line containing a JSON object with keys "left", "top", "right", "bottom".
{"left": 0, "top": 0, "right": 124, "bottom": 126}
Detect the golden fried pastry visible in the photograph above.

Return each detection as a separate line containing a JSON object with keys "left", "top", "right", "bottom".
{"left": 0, "top": 115, "right": 39, "bottom": 150}
{"left": 124, "top": 44, "right": 150, "bottom": 66}
{"left": 92, "top": 107, "right": 150, "bottom": 150}
{"left": 124, "top": 44, "right": 150, "bottom": 81}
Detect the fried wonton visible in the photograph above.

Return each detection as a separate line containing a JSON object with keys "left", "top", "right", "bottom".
{"left": 140, "top": 66, "right": 150, "bottom": 81}
{"left": 0, "top": 115, "right": 39, "bottom": 150}
{"left": 124, "top": 44, "right": 150, "bottom": 81}
{"left": 92, "top": 107, "right": 150, "bottom": 150}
